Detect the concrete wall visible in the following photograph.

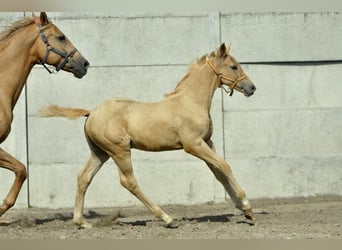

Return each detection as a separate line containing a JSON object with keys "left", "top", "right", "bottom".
{"left": 0, "top": 12, "right": 341, "bottom": 209}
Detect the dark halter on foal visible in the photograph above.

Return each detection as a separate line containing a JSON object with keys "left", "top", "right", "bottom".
{"left": 35, "top": 19, "right": 77, "bottom": 74}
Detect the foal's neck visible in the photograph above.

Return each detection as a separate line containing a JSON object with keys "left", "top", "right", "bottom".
{"left": 177, "top": 64, "right": 218, "bottom": 111}
{"left": 0, "top": 24, "right": 38, "bottom": 109}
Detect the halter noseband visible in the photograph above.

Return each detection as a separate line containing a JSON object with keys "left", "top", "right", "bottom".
{"left": 207, "top": 60, "right": 247, "bottom": 96}
{"left": 35, "top": 19, "right": 77, "bottom": 74}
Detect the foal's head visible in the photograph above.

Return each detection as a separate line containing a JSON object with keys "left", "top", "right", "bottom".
{"left": 33, "top": 12, "right": 89, "bottom": 78}
{"left": 209, "top": 43, "right": 256, "bottom": 97}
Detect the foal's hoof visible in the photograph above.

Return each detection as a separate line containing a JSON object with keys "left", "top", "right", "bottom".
{"left": 165, "top": 221, "right": 178, "bottom": 229}
{"left": 75, "top": 220, "right": 93, "bottom": 229}
{"left": 243, "top": 208, "right": 257, "bottom": 223}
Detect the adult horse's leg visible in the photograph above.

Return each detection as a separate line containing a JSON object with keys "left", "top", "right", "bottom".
{"left": 184, "top": 139, "right": 256, "bottom": 222}
{"left": 0, "top": 148, "right": 27, "bottom": 220}
{"left": 111, "top": 148, "right": 178, "bottom": 228}
{"left": 73, "top": 144, "right": 109, "bottom": 228}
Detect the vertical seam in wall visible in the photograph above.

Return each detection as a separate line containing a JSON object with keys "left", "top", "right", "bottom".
{"left": 24, "top": 83, "right": 30, "bottom": 208}
{"left": 209, "top": 12, "right": 226, "bottom": 201}
{"left": 217, "top": 13, "right": 226, "bottom": 161}
{"left": 23, "top": 12, "right": 30, "bottom": 209}
{"left": 217, "top": 13, "right": 228, "bottom": 200}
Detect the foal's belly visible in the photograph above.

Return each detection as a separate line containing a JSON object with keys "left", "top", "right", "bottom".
{"left": 128, "top": 125, "right": 183, "bottom": 152}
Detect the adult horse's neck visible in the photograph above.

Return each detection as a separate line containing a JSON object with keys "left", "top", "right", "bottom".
{"left": 0, "top": 23, "right": 38, "bottom": 109}
{"left": 172, "top": 63, "right": 219, "bottom": 112}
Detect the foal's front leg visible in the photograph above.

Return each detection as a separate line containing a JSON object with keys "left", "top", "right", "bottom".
{"left": 184, "top": 139, "right": 256, "bottom": 222}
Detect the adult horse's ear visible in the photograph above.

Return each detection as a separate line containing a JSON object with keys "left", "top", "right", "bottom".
{"left": 40, "top": 12, "right": 49, "bottom": 26}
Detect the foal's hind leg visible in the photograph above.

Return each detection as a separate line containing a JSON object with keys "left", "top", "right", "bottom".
{"left": 184, "top": 139, "right": 255, "bottom": 222}
{"left": 73, "top": 146, "right": 109, "bottom": 228}
{"left": 111, "top": 149, "right": 177, "bottom": 228}
{"left": 0, "top": 148, "right": 27, "bottom": 221}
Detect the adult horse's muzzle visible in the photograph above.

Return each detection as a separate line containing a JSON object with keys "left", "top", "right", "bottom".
{"left": 35, "top": 19, "right": 90, "bottom": 79}
{"left": 64, "top": 54, "right": 90, "bottom": 79}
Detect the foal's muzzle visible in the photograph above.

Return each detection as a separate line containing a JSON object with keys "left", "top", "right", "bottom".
{"left": 239, "top": 81, "right": 256, "bottom": 97}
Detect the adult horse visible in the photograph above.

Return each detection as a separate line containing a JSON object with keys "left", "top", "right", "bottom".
{"left": 0, "top": 12, "right": 89, "bottom": 222}
{"left": 40, "top": 43, "right": 256, "bottom": 228}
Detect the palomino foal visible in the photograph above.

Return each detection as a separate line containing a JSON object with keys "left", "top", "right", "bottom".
{"left": 0, "top": 12, "right": 89, "bottom": 223}
{"left": 40, "top": 43, "right": 256, "bottom": 228}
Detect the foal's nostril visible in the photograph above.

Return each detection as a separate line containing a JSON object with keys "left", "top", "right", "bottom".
{"left": 251, "top": 85, "right": 256, "bottom": 92}
{"left": 84, "top": 60, "right": 90, "bottom": 69}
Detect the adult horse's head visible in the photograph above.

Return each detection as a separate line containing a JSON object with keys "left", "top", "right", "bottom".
{"left": 207, "top": 43, "right": 256, "bottom": 97}
{"left": 33, "top": 12, "right": 89, "bottom": 78}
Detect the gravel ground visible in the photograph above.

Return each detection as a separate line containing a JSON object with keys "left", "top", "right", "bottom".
{"left": 0, "top": 195, "right": 341, "bottom": 239}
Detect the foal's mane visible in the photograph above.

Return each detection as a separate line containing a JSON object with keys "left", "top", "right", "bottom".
{"left": 165, "top": 51, "right": 216, "bottom": 98}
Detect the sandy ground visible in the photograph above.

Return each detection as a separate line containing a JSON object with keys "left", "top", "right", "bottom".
{"left": 0, "top": 195, "right": 341, "bottom": 239}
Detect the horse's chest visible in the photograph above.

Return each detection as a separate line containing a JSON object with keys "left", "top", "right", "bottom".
{"left": 186, "top": 115, "right": 213, "bottom": 138}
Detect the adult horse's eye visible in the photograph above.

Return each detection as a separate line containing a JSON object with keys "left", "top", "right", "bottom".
{"left": 57, "top": 35, "right": 66, "bottom": 41}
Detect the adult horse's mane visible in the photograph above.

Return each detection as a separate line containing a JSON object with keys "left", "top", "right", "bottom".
{"left": 0, "top": 17, "right": 36, "bottom": 49}
{"left": 165, "top": 51, "right": 216, "bottom": 98}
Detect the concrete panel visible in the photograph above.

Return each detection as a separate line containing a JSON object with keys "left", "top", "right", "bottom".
{"left": 223, "top": 107, "right": 342, "bottom": 198}
{"left": 229, "top": 157, "right": 342, "bottom": 199}
{"left": 224, "top": 109, "right": 342, "bottom": 158}
{"left": 221, "top": 12, "right": 342, "bottom": 62}
{"left": 46, "top": 13, "right": 211, "bottom": 66}
{"left": 29, "top": 160, "right": 225, "bottom": 208}
{"left": 224, "top": 64, "right": 342, "bottom": 111}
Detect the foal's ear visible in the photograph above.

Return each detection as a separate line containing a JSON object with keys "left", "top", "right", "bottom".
{"left": 218, "top": 43, "right": 228, "bottom": 58}
{"left": 40, "top": 12, "right": 49, "bottom": 26}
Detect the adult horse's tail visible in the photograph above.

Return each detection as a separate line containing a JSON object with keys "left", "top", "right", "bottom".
{"left": 39, "top": 104, "right": 90, "bottom": 119}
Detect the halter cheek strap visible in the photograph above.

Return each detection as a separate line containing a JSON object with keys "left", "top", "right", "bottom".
{"left": 207, "top": 60, "right": 247, "bottom": 96}
{"left": 35, "top": 19, "right": 77, "bottom": 74}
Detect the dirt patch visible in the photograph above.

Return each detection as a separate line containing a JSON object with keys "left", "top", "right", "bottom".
{"left": 0, "top": 196, "right": 341, "bottom": 239}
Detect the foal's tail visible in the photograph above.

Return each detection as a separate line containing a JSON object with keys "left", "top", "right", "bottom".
{"left": 39, "top": 104, "right": 90, "bottom": 119}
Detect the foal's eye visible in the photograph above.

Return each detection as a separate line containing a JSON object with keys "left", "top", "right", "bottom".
{"left": 57, "top": 35, "right": 66, "bottom": 41}
{"left": 230, "top": 65, "right": 238, "bottom": 70}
